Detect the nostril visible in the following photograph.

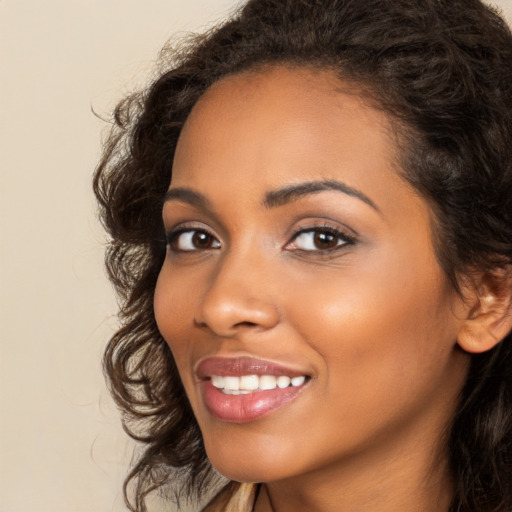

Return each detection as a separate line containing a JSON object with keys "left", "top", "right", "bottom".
{"left": 234, "top": 321, "right": 259, "bottom": 328}
{"left": 193, "top": 317, "right": 258, "bottom": 329}
{"left": 194, "top": 294, "right": 280, "bottom": 336}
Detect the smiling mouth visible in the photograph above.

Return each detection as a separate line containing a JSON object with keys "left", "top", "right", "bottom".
{"left": 196, "top": 356, "right": 311, "bottom": 422}
{"left": 210, "top": 374, "right": 307, "bottom": 394}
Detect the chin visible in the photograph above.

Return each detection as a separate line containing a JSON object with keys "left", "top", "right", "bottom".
{"left": 210, "top": 459, "right": 287, "bottom": 484}
{"left": 203, "top": 433, "right": 297, "bottom": 483}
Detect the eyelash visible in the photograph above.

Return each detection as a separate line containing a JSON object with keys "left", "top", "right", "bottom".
{"left": 166, "top": 227, "right": 221, "bottom": 253}
{"left": 286, "top": 224, "right": 356, "bottom": 252}
{"left": 165, "top": 223, "right": 356, "bottom": 254}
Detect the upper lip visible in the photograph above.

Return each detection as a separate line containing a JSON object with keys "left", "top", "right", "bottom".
{"left": 196, "top": 356, "right": 310, "bottom": 380}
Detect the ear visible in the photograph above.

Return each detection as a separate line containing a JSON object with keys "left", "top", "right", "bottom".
{"left": 457, "top": 266, "right": 512, "bottom": 354}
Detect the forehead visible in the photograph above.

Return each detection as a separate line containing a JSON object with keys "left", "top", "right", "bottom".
{"left": 171, "top": 65, "right": 414, "bottom": 218}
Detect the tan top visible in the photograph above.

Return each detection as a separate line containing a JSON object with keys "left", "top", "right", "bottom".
{"left": 202, "top": 482, "right": 258, "bottom": 512}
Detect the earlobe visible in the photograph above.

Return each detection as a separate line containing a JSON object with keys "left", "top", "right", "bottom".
{"left": 457, "top": 266, "right": 512, "bottom": 354}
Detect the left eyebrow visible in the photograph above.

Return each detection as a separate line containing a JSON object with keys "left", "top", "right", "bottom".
{"left": 263, "top": 179, "right": 379, "bottom": 212}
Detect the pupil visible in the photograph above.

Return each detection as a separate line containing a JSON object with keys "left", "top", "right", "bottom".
{"left": 193, "top": 232, "right": 211, "bottom": 248}
{"left": 314, "top": 231, "right": 336, "bottom": 249}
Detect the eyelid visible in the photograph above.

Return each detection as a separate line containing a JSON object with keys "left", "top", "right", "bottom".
{"left": 165, "top": 223, "right": 221, "bottom": 252}
{"left": 164, "top": 220, "right": 216, "bottom": 237}
{"left": 164, "top": 220, "right": 356, "bottom": 254}
{"left": 284, "top": 222, "right": 356, "bottom": 252}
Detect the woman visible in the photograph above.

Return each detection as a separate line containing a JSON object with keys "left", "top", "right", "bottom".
{"left": 94, "top": 0, "right": 512, "bottom": 511}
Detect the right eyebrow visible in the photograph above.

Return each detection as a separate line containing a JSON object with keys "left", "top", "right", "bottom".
{"left": 163, "top": 187, "right": 213, "bottom": 212}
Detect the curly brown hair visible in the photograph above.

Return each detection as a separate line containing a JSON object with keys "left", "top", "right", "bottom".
{"left": 93, "top": 0, "right": 512, "bottom": 510}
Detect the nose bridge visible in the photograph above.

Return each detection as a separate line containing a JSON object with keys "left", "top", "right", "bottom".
{"left": 194, "top": 242, "right": 280, "bottom": 336}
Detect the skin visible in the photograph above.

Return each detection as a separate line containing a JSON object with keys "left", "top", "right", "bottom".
{"left": 154, "top": 66, "right": 473, "bottom": 512}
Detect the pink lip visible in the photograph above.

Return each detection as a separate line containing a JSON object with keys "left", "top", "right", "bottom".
{"left": 196, "top": 356, "right": 310, "bottom": 423}
{"left": 196, "top": 356, "right": 308, "bottom": 378}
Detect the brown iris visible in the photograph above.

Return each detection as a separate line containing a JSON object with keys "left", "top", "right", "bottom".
{"left": 313, "top": 230, "right": 339, "bottom": 250}
{"left": 192, "top": 231, "right": 216, "bottom": 249}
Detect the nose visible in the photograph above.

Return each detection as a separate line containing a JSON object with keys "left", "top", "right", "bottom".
{"left": 194, "top": 251, "right": 280, "bottom": 337}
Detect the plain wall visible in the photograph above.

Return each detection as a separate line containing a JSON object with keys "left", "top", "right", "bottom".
{"left": 1, "top": 2, "right": 242, "bottom": 511}
{"left": 1, "top": 1, "right": 511, "bottom": 511}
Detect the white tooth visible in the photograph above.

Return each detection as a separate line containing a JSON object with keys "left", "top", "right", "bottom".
{"left": 277, "top": 376, "right": 291, "bottom": 389}
{"left": 259, "top": 375, "right": 277, "bottom": 390}
{"left": 224, "top": 389, "right": 250, "bottom": 395}
{"left": 212, "top": 375, "right": 225, "bottom": 389}
{"left": 240, "top": 375, "right": 259, "bottom": 391}
{"left": 291, "top": 376, "right": 306, "bottom": 387}
{"left": 223, "top": 376, "right": 240, "bottom": 391}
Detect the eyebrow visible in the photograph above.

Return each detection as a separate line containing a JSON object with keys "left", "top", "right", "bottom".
{"left": 263, "top": 179, "right": 379, "bottom": 211}
{"left": 163, "top": 179, "right": 379, "bottom": 212}
{"left": 163, "top": 187, "right": 213, "bottom": 211}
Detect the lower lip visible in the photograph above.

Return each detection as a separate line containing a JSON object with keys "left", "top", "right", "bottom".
{"left": 201, "top": 380, "right": 306, "bottom": 423}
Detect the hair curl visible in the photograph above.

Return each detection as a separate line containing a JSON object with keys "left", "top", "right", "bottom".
{"left": 93, "top": 0, "right": 512, "bottom": 510}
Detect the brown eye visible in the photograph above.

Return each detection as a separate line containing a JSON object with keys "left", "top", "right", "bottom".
{"left": 287, "top": 228, "right": 353, "bottom": 252}
{"left": 192, "top": 231, "right": 214, "bottom": 248}
{"left": 313, "top": 231, "right": 339, "bottom": 250}
{"left": 168, "top": 229, "right": 221, "bottom": 252}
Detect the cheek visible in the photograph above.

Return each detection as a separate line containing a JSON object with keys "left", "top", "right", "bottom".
{"left": 154, "top": 265, "right": 198, "bottom": 369}
{"left": 286, "top": 247, "right": 461, "bottom": 410}
{"left": 154, "top": 265, "right": 213, "bottom": 427}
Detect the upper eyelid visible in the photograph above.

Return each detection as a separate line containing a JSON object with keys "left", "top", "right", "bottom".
{"left": 166, "top": 225, "right": 220, "bottom": 241}
{"left": 292, "top": 225, "right": 350, "bottom": 236}
{"left": 285, "top": 225, "right": 355, "bottom": 247}
{"left": 166, "top": 226, "right": 221, "bottom": 253}
{"left": 165, "top": 221, "right": 218, "bottom": 236}
{"left": 164, "top": 221, "right": 357, "bottom": 247}
{"left": 287, "top": 221, "right": 357, "bottom": 240}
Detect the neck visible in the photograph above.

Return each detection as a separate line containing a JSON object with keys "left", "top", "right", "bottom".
{"left": 254, "top": 424, "right": 453, "bottom": 512}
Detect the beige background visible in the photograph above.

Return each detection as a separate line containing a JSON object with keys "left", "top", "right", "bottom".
{"left": 1, "top": 1, "right": 511, "bottom": 511}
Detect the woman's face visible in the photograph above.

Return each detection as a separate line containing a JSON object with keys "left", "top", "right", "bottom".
{"left": 154, "top": 66, "right": 470, "bottom": 484}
